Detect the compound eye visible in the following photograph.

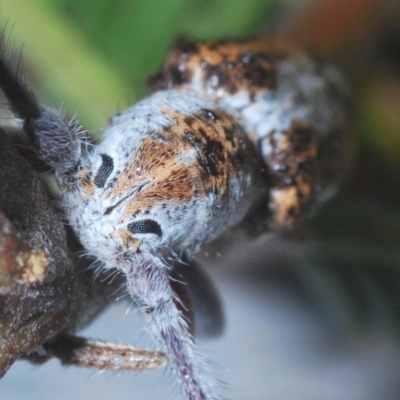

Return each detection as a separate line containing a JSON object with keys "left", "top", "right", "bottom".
{"left": 127, "top": 219, "right": 162, "bottom": 237}
{"left": 94, "top": 154, "right": 114, "bottom": 188}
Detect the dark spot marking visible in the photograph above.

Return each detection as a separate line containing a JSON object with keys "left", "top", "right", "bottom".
{"left": 202, "top": 109, "right": 218, "bottom": 121}
{"left": 94, "top": 154, "right": 114, "bottom": 188}
{"left": 290, "top": 126, "right": 313, "bottom": 153}
{"left": 169, "top": 65, "right": 187, "bottom": 86}
{"left": 208, "top": 42, "right": 218, "bottom": 51}
{"left": 298, "top": 158, "right": 316, "bottom": 173}
{"left": 204, "top": 65, "right": 229, "bottom": 89}
{"left": 197, "top": 139, "right": 225, "bottom": 177}
{"left": 184, "top": 115, "right": 196, "bottom": 128}
{"left": 224, "top": 127, "right": 235, "bottom": 143}
{"left": 177, "top": 39, "right": 199, "bottom": 56}
{"left": 297, "top": 191, "right": 305, "bottom": 200}
{"left": 273, "top": 164, "right": 289, "bottom": 173}
{"left": 197, "top": 127, "right": 208, "bottom": 141}
{"left": 284, "top": 177, "right": 295, "bottom": 186}
{"left": 128, "top": 219, "right": 163, "bottom": 237}
{"left": 232, "top": 150, "right": 244, "bottom": 169}
{"left": 184, "top": 130, "right": 196, "bottom": 143}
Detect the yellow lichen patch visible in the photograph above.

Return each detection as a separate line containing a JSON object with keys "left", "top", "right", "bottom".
{"left": 19, "top": 250, "right": 49, "bottom": 284}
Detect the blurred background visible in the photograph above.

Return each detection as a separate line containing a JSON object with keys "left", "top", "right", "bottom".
{"left": 2, "top": 0, "right": 400, "bottom": 399}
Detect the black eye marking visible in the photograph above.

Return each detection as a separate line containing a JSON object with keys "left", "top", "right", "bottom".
{"left": 127, "top": 219, "right": 162, "bottom": 237}
{"left": 94, "top": 154, "right": 114, "bottom": 188}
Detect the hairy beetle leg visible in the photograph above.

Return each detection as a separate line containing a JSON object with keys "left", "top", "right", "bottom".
{"left": 26, "top": 334, "right": 167, "bottom": 371}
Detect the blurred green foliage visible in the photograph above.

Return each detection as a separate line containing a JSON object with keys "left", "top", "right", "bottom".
{"left": 0, "top": 0, "right": 278, "bottom": 130}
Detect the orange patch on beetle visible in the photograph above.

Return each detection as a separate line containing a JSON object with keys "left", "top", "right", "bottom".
{"left": 148, "top": 39, "right": 303, "bottom": 96}
{"left": 116, "top": 230, "right": 140, "bottom": 252}
{"left": 164, "top": 107, "right": 257, "bottom": 204}
{"left": 106, "top": 137, "right": 184, "bottom": 200}
{"left": 121, "top": 164, "right": 196, "bottom": 220}
{"left": 107, "top": 105, "right": 255, "bottom": 220}
{"left": 164, "top": 107, "right": 240, "bottom": 200}
{"left": 268, "top": 181, "right": 312, "bottom": 230}
{"left": 77, "top": 169, "right": 94, "bottom": 197}
{"left": 265, "top": 121, "right": 320, "bottom": 230}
